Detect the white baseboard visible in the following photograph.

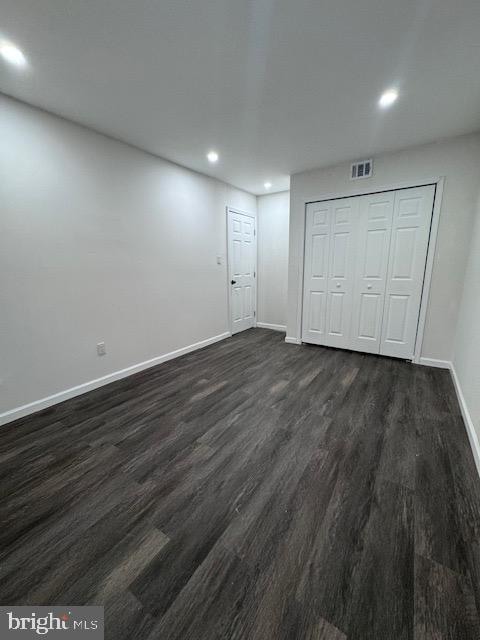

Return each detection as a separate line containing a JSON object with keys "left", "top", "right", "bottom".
{"left": 0, "top": 331, "right": 231, "bottom": 427}
{"left": 285, "top": 336, "right": 302, "bottom": 345}
{"left": 417, "top": 357, "right": 451, "bottom": 369}
{"left": 450, "top": 363, "right": 480, "bottom": 480}
{"left": 256, "top": 322, "right": 286, "bottom": 332}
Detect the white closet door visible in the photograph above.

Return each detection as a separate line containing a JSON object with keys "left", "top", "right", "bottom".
{"left": 380, "top": 185, "right": 435, "bottom": 358}
{"left": 324, "top": 198, "right": 358, "bottom": 348}
{"left": 350, "top": 192, "right": 394, "bottom": 354}
{"left": 302, "top": 201, "right": 331, "bottom": 344}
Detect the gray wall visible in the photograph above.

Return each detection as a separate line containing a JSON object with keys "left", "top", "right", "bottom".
{"left": 0, "top": 95, "right": 256, "bottom": 418}
{"left": 257, "top": 191, "right": 290, "bottom": 330}
{"left": 453, "top": 191, "right": 480, "bottom": 441}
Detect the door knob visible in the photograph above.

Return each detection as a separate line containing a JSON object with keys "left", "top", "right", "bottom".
{"left": 231, "top": 280, "right": 237, "bottom": 285}
{"left": 336, "top": 283, "right": 341, "bottom": 288}
{"left": 367, "top": 284, "right": 372, "bottom": 289}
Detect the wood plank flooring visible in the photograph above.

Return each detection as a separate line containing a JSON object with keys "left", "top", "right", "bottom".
{"left": 1, "top": 328, "right": 480, "bottom": 639}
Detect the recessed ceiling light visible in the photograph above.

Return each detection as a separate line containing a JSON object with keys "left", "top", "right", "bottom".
{"left": 0, "top": 41, "right": 27, "bottom": 68}
{"left": 264, "top": 182, "right": 272, "bottom": 189}
{"left": 207, "top": 150, "right": 219, "bottom": 163}
{"left": 378, "top": 89, "right": 398, "bottom": 108}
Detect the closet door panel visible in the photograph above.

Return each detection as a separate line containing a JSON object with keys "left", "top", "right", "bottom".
{"left": 380, "top": 185, "right": 435, "bottom": 358}
{"left": 302, "top": 202, "right": 331, "bottom": 344}
{"left": 325, "top": 198, "right": 358, "bottom": 348}
{"left": 350, "top": 193, "right": 394, "bottom": 354}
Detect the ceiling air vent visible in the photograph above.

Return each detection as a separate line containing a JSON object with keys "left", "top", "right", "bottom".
{"left": 351, "top": 159, "right": 373, "bottom": 180}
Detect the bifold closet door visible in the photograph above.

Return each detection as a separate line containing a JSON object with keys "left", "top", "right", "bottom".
{"left": 350, "top": 192, "right": 394, "bottom": 354}
{"left": 302, "top": 185, "right": 435, "bottom": 359}
{"left": 302, "top": 201, "right": 331, "bottom": 344}
{"left": 380, "top": 185, "right": 435, "bottom": 358}
{"left": 324, "top": 198, "right": 358, "bottom": 348}
{"left": 302, "top": 198, "right": 357, "bottom": 348}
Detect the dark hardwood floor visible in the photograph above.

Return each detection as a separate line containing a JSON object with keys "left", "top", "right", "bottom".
{"left": 1, "top": 328, "right": 480, "bottom": 639}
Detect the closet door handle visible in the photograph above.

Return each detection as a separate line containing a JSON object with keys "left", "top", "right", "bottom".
{"left": 367, "top": 284, "right": 372, "bottom": 289}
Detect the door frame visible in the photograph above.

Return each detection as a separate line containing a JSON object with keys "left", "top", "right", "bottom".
{"left": 226, "top": 207, "right": 257, "bottom": 335}
{"left": 297, "top": 177, "right": 445, "bottom": 363}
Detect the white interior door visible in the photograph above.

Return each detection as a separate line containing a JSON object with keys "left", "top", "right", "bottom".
{"left": 228, "top": 209, "right": 256, "bottom": 334}
{"left": 350, "top": 192, "right": 394, "bottom": 354}
{"left": 324, "top": 198, "right": 358, "bottom": 348}
{"left": 302, "top": 201, "right": 331, "bottom": 344}
{"left": 380, "top": 185, "right": 435, "bottom": 358}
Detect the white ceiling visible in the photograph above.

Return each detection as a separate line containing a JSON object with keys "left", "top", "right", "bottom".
{"left": 2, "top": 0, "right": 480, "bottom": 195}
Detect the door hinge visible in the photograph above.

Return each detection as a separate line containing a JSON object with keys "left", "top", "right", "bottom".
{"left": 254, "top": 311, "right": 256, "bottom": 317}
{"left": 254, "top": 271, "right": 256, "bottom": 278}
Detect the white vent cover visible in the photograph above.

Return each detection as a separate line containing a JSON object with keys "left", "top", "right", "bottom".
{"left": 351, "top": 159, "right": 373, "bottom": 180}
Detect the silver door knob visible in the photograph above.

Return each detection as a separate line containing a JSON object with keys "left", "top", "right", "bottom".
{"left": 367, "top": 284, "right": 372, "bottom": 289}
{"left": 336, "top": 283, "right": 341, "bottom": 288}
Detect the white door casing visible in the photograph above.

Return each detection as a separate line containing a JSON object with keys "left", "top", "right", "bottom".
{"left": 380, "top": 185, "right": 435, "bottom": 358}
{"left": 350, "top": 192, "right": 394, "bottom": 354}
{"left": 227, "top": 209, "right": 256, "bottom": 334}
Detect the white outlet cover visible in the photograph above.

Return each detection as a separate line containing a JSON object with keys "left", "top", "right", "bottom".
{"left": 97, "top": 342, "right": 106, "bottom": 356}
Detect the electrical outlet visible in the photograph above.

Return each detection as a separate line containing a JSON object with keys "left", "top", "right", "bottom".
{"left": 216, "top": 255, "right": 223, "bottom": 265}
{"left": 97, "top": 341, "right": 106, "bottom": 356}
